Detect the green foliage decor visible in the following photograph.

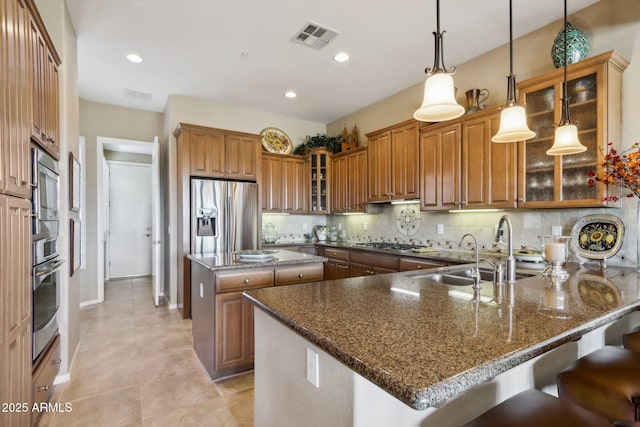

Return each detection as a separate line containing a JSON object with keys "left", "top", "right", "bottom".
{"left": 293, "top": 133, "right": 343, "bottom": 155}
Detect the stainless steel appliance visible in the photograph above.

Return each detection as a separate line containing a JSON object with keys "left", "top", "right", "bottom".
{"left": 191, "top": 179, "right": 258, "bottom": 254}
{"left": 32, "top": 147, "right": 60, "bottom": 238}
{"left": 31, "top": 147, "right": 61, "bottom": 362}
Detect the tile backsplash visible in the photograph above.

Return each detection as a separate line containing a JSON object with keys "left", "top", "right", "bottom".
{"left": 262, "top": 199, "right": 637, "bottom": 267}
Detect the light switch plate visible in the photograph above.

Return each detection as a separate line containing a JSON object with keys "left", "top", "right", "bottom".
{"left": 437, "top": 224, "right": 444, "bottom": 234}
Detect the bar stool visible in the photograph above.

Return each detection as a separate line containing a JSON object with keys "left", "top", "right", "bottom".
{"left": 622, "top": 325, "right": 640, "bottom": 352}
{"left": 462, "top": 389, "right": 612, "bottom": 427}
{"left": 557, "top": 346, "right": 640, "bottom": 424}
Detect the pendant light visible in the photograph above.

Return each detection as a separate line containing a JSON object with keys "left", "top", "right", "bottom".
{"left": 413, "top": 0, "right": 465, "bottom": 122}
{"left": 546, "top": 0, "right": 586, "bottom": 156}
{"left": 492, "top": 0, "right": 536, "bottom": 143}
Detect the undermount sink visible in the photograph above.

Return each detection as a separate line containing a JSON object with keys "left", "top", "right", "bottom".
{"left": 414, "top": 267, "right": 534, "bottom": 286}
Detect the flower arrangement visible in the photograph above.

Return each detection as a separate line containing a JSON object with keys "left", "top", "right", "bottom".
{"left": 588, "top": 141, "right": 640, "bottom": 202}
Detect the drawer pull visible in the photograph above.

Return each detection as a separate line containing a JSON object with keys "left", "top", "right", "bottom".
{"left": 36, "top": 385, "right": 49, "bottom": 392}
{"left": 417, "top": 266, "right": 423, "bottom": 269}
{"left": 244, "top": 278, "right": 250, "bottom": 284}
{"left": 52, "top": 359, "right": 62, "bottom": 366}
{"left": 298, "top": 273, "right": 304, "bottom": 278}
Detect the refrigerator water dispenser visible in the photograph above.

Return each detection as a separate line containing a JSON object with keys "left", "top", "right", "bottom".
{"left": 196, "top": 207, "right": 217, "bottom": 236}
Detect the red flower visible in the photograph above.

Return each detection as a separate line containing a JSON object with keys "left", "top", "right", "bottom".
{"left": 589, "top": 141, "right": 640, "bottom": 200}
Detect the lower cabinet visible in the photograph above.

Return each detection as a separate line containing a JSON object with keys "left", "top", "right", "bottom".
{"left": 31, "top": 334, "right": 60, "bottom": 425}
{"left": 191, "top": 260, "right": 325, "bottom": 379}
{"left": 325, "top": 260, "right": 350, "bottom": 280}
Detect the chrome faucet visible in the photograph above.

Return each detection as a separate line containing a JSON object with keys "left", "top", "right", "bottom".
{"left": 459, "top": 233, "right": 481, "bottom": 291}
{"left": 496, "top": 215, "right": 516, "bottom": 283}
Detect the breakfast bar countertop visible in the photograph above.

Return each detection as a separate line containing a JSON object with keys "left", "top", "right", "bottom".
{"left": 244, "top": 263, "right": 640, "bottom": 410}
{"left": 188, "top": 250, "right": 327, "bottom": 272}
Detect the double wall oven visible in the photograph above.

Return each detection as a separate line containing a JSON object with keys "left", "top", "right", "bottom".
{"left": 32, "top": 147, "right": 62, "bottom": 362}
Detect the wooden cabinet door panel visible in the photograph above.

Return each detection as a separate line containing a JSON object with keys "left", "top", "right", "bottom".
{"left": 462, "top": 119, "right": 488, "bottom": 207}
{"left": 44, "top": 51, "right": 59, "bottom": 157}
{"left": 190, "top": 129, "right": 225, "bottom": 177}
{"left": 30, "top": 19, "right": 45, "bottom": 144}
{"left": 2, "top": 0, "right": 31, "bottom": 197}
{"left": 330, "top": 155, "right": 348, "bottom": 213}
{"left": 282, "top": 157, "right": 307, "bottom": 213}
{"left": 421, "top": 124, "right": 461, "bottom": 210}
{"left": 215, "top": 291, "right": 253, "bottom": 370}
{"left": 348, "top": 149, "right": 368, "bottom": 212}
{"left": 367, "top": 132, "right": 391, "bottom": 202}
{"left": 391, "top": 122, "right": 419, "bottom": 199}
{"left": 419, "top": 132, "right": 439, "bottom": 209}
{"left": 226, "top": 135, "right": 258, "bottom": 180}
{"left": 487, "top": 115, "right": 517, "bottom": 208}
{"left": 261, "top": 155, "right": 281, "bottom": 212}
{"left": 440, "top": 125, "right": 462, "bottom": 209}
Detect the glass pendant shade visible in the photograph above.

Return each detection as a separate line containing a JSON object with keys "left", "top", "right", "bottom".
{"left": 414, "top": 73, "right": 465, "bottom": 122}
{"left": 547, "top": 124, "right": 586, "bottom": 155}
{"left": 492, "top": 105, "right": 536, "bottom": 142}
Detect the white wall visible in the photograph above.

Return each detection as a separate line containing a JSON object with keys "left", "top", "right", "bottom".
{"left": 162, "top": 95, "right": 326, "bottom": 305}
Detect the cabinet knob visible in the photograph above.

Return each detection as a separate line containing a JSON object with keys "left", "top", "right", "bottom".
{"left": 244, "top": 278, "right": 250, "bottom": 284}
{"left": 461, "top": 201, "right": 467, "bottom": 205}
{"left": 52, "top": 359, "right": 61, "bottom": 366}
{"left": 36, "top": 385, "right": 49, "bottom": 392}
{"left": 298, "top": 273, "right": 304, "bottom": 278}
{"left": 517, "top": 197, "right": 524, "bottom": 202}
{"left": 417, "top": 265, "right": 423, "bottom": 269}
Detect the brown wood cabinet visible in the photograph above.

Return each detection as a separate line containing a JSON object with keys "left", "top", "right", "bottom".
{"left": 331, "top": 147, "right": 368, "bottom": 213}
{"left": 176, "top": 124, "right": 260, "bottom": 180}
{"left": 367, "top": 119, "right": 419, "bottom": 202}
{"left": 191, "top": 260, "right": 324, "bottom": 379}
{"left": 31, "top": 335, "right": 60, "bottom": 424}
{"left": 1, "top": 194, "right": 32, "bottom": 427}
{"left": 2, "top": 0, "right": 32, "bottom": 198}
{"left": 29, "top": 13, "right": 60, "bottom": 159}
{"left": 261, "top": 153, "right": 308, "bottom": 214}
{"left": 398, "top": 257, "right": 448, "bottom": 271}
{"left": 516, "top": 50, "right": 628, "bottom": 208}
{"left": 175, "top": 123, "right": 261, "bottom": 318}
{"left": 420, "top": 107, "right": 517, "bottom": 211}
{"left": 349, "top": 250, "right": 398, "bottom": 276}
{"left": 309, "top": 148, "right": 330, "bottom": 213}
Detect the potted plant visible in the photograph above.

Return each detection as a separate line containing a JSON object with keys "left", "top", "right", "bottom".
{"left": 293, "top": 133, "right": 343, "bottom": 155}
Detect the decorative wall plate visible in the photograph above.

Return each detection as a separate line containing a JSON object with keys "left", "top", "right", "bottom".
{"left": 570, "top": 214, "right": 624, "bottom": 260}
{"left": 260, "top": 127, "right": 292, "bottom": 154}
{"left": 395, "top": 205, "right": 421, "bottom": 236}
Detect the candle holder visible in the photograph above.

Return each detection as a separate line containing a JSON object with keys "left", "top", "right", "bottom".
{"left": 539, "top": 235, "right": 571, "bottom": 280}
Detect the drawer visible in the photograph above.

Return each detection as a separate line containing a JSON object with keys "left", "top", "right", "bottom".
{"left": 275, "top": 263, "right": 324, "bottom": 286}
{"left": 32, "top": 334, "right": 61, "bottom": 407}
{"left": 349, "top": 250, "right": 398, "bottom": 271}
{"left": 323, "top": 247, "right": 349, "bottom": 261}
{"left": 398, "top": 258, "right": 447, "bottom": 272}
{"left": 216, "top": 269, "right": 274, "bottom": 293}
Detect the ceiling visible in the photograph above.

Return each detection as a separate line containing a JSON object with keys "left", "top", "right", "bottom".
{"left": 65, "top": 0, "right": 601, "bottom": 124}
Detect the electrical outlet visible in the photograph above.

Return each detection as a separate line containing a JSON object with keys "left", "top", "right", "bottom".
{"left": 199, "top": 283, "right": 203, "bottom": 299}
{"left": 552, "top": 226, "right": 563, "bottom": 236}
{"left": 306, "top": 348, "right": 319, "bottom": 387}
{"left": 302, "top": 223, "right": 308, "bottom": 231}
{"left": 363, "top": 222, "right": 368, "bottom": 231}
{"left": 437, "top": 224, "right": 444, "bottom": 234}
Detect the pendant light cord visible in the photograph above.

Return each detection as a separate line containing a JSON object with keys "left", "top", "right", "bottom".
{"left": 560, "top": 0, "right": 573, "bottom": 126}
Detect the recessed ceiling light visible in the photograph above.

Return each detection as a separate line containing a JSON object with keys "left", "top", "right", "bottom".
{"left": 284, "top": 91, "right": 297, "bottom": 99}
{"left": 334, "top": 52, "right": 350, "bottom": 63}
{"left": 126, "top": 53, "right": 143, "bottom": 63}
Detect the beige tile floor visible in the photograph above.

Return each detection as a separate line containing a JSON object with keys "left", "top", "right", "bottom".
{"left": 38, "top": 277, "right": 254, "bottom": 427}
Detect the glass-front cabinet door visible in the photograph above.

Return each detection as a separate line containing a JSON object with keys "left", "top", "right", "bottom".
{"left": 517, "top": 51, "right": 628, "bottom": 208}
{"left": 309, "top": 148, "right": 330, "bottom": 213}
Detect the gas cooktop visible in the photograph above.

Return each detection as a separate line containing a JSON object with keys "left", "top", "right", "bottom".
{"left": 354, "top": 242, "right": 427, "bottom": 252}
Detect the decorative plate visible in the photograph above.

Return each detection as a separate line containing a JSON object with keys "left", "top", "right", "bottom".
{"left": 570, "top": 214, "right": 624, "bottom": 260}
{"left": 260, "top": 128, "right": 292, "bottom": 154}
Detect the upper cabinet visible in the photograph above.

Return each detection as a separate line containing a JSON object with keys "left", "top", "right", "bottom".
{"left": 517, "top": 50, "right": 628, "bottom": 208}
{"left": 367, "top": 119, "right": 419, "bottom": 202}
{"left": 261, "top": 153, "right": 308, "bottom": 214}
{"left": 419, "top": 107, "right": 517, "bottom": 211}
{"left": 1, "top": 0, "right": 32, "bottom": 197}
{"left": 29, "top": 13, "right": 60, "bottom": 159}
{"left": 175, "top": 123, "right": 260, "bottom": 181}
{"left": 309, "top": 148, "right": 330, "bottom": 213}
{"left": 331, "top": 147, "right": 368, "bottom": 214}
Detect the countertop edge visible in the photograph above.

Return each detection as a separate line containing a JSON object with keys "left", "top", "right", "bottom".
{"left": 188, "top": 252, "right": 327, "bottom": 271}
{"left": 244, "top": 282, "right": 640, "bottom": 410}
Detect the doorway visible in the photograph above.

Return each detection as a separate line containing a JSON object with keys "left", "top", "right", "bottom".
{"left": 96, "top": 136, "right": 163, "bottom": 306}
{"left": 107, "top": 161, "right": 151, "bottom": 278}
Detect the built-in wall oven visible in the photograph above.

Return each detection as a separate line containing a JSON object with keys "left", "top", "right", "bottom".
{"left": 31, "top": 147, "right": 61, "bottom": 362}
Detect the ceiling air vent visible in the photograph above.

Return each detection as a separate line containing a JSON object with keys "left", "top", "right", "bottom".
{"left": 123, "top": 88, "right": 152, "bottom": 101}
{"left": 291, "top": 21, "right": 339, "bottom": 50}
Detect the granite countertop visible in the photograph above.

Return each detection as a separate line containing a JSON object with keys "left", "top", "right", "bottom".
{"left": 244, "top": 262, "right": 640, "bottom": 410}
{"left": 188, "top": 250, "right": 327, "bottom": 271}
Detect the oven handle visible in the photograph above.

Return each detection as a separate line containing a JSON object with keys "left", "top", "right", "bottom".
{"left": 34, "top": 259, "right": 64, "bottom": 278}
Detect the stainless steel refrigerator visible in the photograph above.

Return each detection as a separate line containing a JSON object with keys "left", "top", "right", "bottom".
{"left": 191, "top": 179, "right": 258, "bottom": 254}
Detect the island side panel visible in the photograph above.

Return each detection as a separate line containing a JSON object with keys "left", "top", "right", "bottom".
{"left": 191, "top": 260, "right": 216, "bottom": 377}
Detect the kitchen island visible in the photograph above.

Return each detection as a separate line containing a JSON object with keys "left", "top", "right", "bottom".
{"left": 188, "top": 250, "right": 326, "bottom": 379}
{"left": 244, "top": 262, "right": 640, "bottom": 426}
